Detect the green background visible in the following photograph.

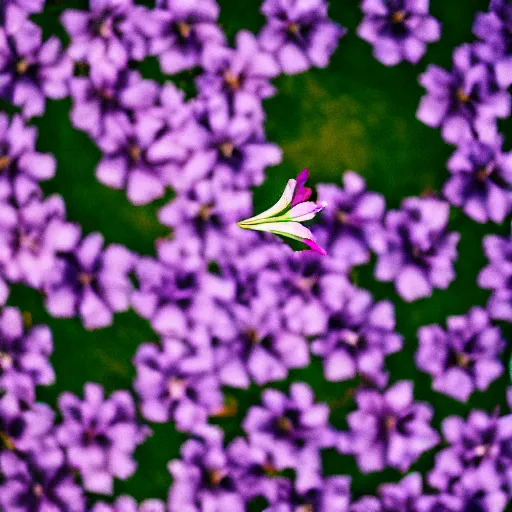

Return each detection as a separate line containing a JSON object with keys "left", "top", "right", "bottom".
{"left": 2, "top": 0, "right": 511, "bottom": 507}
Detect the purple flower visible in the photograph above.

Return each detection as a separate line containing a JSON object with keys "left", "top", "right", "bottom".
{"left": 242, "top": 383, "right": 336, "bottom": 492}
{"left": 44, "top": 233, "right": 136, "bottom": 329}
{"left": 428, "top": 409, "right": 512, "bottom": 500}
{"left": 149, "top": 0, "right": 226, "bottom": 74}
{"left": 176, "top": 95, "right": 282, "bottom": 191}
{"left": 61, "top": 0, "right": 151, "bottom": 79}
{"left": 212, "top": 300, "right": 310, "bottom": 388}
{"left": 0, "top": 448, "right": 86, "bottom": 512}
{"left": 57, "top": 382, "right": 149, "bottom": 495}
{"left": 69, "top": 69, "right": 159, "bottom": 152}
{"left": 133, "top": 330, "right": 223, "bottom": 432}
{"left": 0, "top": 306, "right": 54, "bottom": 401}
{"left": 371, "top": 197, "right": 460, "bottom": 302}
{"left": 0, "top": 395, "right": 55, "bottom": 453}
{"left": 341, "top": 381, "right": 439, "bottom": 473}
{"left": 417, "top": 44, "right": 510, "bottom": 145}
{"left": 358, "top": 0, "right": 441, "bottom": 66}
{"left": 167, "top": 427, "right": 246, "bottom": 511}
{"left": 443, "top": 135, "right": 512, "bottom": 223}
{"left": 0, "top": 20, "right": 72, "bottom": 118}
{"left": 315, "top": 172, "right": 386, "bottom": 271}
{"left": 0, "top": 192, "right": 81, "bottom": 289}
{"left": 259, "top": 0, "right": 346, "bottom": 75}
{"left": 1, "top": 0, "right": 44, "bottom": 34}
{"left": 312, "top": 284, "right": 403, "bottom": 388}
{"left": 416, "top": 307, "right": 505, "bottom": 402}
{"left": 265, "top": 476, "right": 351, "bottom": 512}
{"left": 158, "top": 174, "right": 252, "bottom": 260}
{"left": 479, "top": 233, "right": 512, "bottom": 322}
{"left": 0, "top": 113, "right": 56, "bottom": 186}
{"left": 92, "top": 496, "right": 166, "bottom": 512}
{"left": 197, "top": 30, "right": 280, "bottom": 103}
{"left": 473, "top": 0, "right": 512, "bottom": 89}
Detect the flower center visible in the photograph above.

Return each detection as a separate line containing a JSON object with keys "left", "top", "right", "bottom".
{"left": 129, "top": 145, "right": 142, "bottom": 163}
{"left": 198, "top": 204, "right": 213, "bottom": 221}
{"left": 98, "top": 20, "right": 112, "bottom": 38}
{"left": 0, "top": 352, "right": 13, "bottom": 370}
{"left": 32, "top": 483, "right": 44, "bottom": 498}
{"left": 246, "top": 328, "right": 259, "bottom": 344}
{"left": 100, "top": 88, "right": 114, "bottom": 100}
{"left": 263, "top": 460, "right": 277, "bottom": 476}
{"left": 288, "top": 22, "right": 301, "bottom": 35}
{"left": 474, "top": 444, "right": 490, "bottom": 457}
{"left": 0, "top": 431, "right": 14, "bottom": 450}
{"left": 167, "top": 377, "right": 187, "bottom": 399}
{"left": 207, "top": 469, "right": 225, "bottom": 487}
{"left": 456, "top": 88, "right": 470, "bottom": 103}
{"left": 19, "top": 234, "right": 38, "bottom": 251}
{"left": 336, "top": 210, "right": 350, "bottom": 224}
{"left": 344, "top": 331, "right": 359, "bottom": 346}
{"left": 476, "top": 166, "right": 493, "bottom": 181}
{"left": 176, "top": 21, "right": 191, "bottom": 38}
{"left": 456, "top": 352, "right": 470, "bottom": 368}
{"left": 296, "top": 506, "right": 314, "bottom": 512}
{"left": 277, "top": 416, "right": 294, "bottom": 434}
{"left": 223, "top": 70, "right": 241, "bottom": 90}
{"left": 219, "top": 141, "right": 235, "bottom": 158}
{"left": 391, "top": 10, "right": 406, "bottom": 23}
{"left": 0, "top": 156, "right": 11, "bottom": 170}
{"left": 384, "top": 415, "right": 397, "bottom": 431}
{"left": 78, "top": 272, "right": 93, "bottom": 286}
{"left": 16, "top": 59, "right": 29, "bottom": 74}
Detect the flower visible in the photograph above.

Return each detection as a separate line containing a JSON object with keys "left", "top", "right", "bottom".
{"left": 61, "top": 0, "right": 151, "bottom": 79}
{"left": 242, "top": 383, "right": 336, "bottom": 492}
{"left": 0, "top": 306, "right": 54, "bottom": 401}
{"left": 197, "top": 30, "right": 280, "bottom": 104}
{"left": 0, "top": 448, "right": 86, "bottom": 512}
{"left": 371, "top": 196, "right": 460, "bottom": 302}
{"left": 44, "top": 233, "right": 136, "bottom": 329}
{"left": 0, "top": 192, "right": 81, "bottom": 289}
{"left": 341, "top": 381, "right": 440, "bottom": 473}
{"left": 69, "top": 69, "right": 159, "bottom": 152}
{"left": 265, "top": 476, "right": 351, "bottom": 512}
{"left": 416, "top": 307, "right": 505, "bottom": 402}
{"left": 0, "top": 20, "right": 72, "bottom": 118}
{"left": 443, "top": 135, "right": 512, "bottom": 223}
{"left": 133, "top": 329, "right": 223, "bottom": 432}
{"left": 478, "top": 233, "right": 512, "bottom": 322}
{"left": 92, "top": 496, "right": 165, "bottom": 512}
{"left": 149, "top": 0, "right": 226, "bottom": 74}
{"left": 238, "top": 169, "right": 327, "bottom": 255}
{"left": 417, "top": 43, "right": 510, "bottom": 145}
{"left": 314, "top": 171, "right": 386, "bottom": 271}
{"left": 57, "top": 382, "right": 150, "bottom": 495}
{"left": 167, "top": 427, "right": 246, "bottom": 511}
{"left": 259, "top": 0, "right": 346, "bottom": 75}
{"left": 357, "top": 0, "right": 441, "bottom": 66}
{"left": 312, "top": 284, "right": 403, "bottom": 388}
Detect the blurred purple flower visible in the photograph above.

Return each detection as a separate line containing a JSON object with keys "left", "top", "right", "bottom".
{"left": 149, "top": 0, "right": 226, "bottom": 74}
{"left": 197, "top": 30, "right": 280, "bottom": 103}
{"left": 312, "top": 284, "right": 403, "bottom": 388}
{"left": 443, "top": 135, "right": 512, "bottom": 223}
{"left": 175, "top": 95, "right": 282, "bottom": 191}
{"left": 57, "top": 382, "right": 149, "bottom": 495}
{"left": 417, "top": 44, "right": 510, "bottom": 145}
{"left": 0, "top": 193, "right": 80, "bottom": 289}
{"left": 428, "top": 409, "right": 512, "bottom": 500}
{"left": 44, "top": 233, "right": 136, "bottom": 329}
{"left": 212, "top": 300, "right": 310, "bottom": 388}
{"left": 0, "top": 113, "right": 56, "bottom": 186}
{"left": 0, "top": 306, "right": 54, "bottom": 400}
{"left": 92, "top": 496, "right": 165, "bottom": 512}
{"left": 265, "top": 476, "right": 351, "bottom": 512}
{"left": 61, "top": 0, "right": 151, "bottom": 78}
{"left": 473, "top": 0, "right": 512, "bottom": 89}
{"left": 416, "top": 306, "right": 505, "bottom": 402}
{"left": 167, "top": 427, "right": 245, "bottom": 511}
{"left": 0, "top": 448, "right": 86, "bottom": 512}
{"left": 358, "top": 0, "right": 441, "bottom": 66}
{"left": 259, "top": 0, "right": 346, "bottom": 75}
{"left": 371, "top": 197, "right": 460, "bottom": 302}
{"left": 341, "top": 381, "right": 439, "bottom": 473}
{"left": 133, "top": 330, "right": 223, "bottom": 432}
{"left": 158, "top": 174, "right": 252, "bottom": 260}
{"left": 315, "top": 171, "right": 386, "bottom": 271}
{"left": 0, "top": 20, "right": 72, "bottom": 118}
{"left": 69, "top": 69, "right": 159, "bottom": 152}
{"left": 478, "top": 233, "right": 512, "bottom": 322}
{"left": 243, "top": 383, "right": 336, "bottom": 492}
